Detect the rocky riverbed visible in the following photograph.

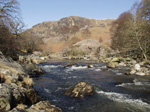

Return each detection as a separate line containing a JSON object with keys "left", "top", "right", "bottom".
{"left": 0, "top": 52, "right": 62, "bottom": 112}
{"left": 1, "top": 50, "right": 150, "bottom": 111}
{"left": 33, "top": 60, "right": 150, "bottom": 112}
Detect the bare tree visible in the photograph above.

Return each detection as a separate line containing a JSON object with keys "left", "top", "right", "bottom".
{"left": 110, "top": 0, "right": 150, "bottom": 61}
{"left": 0, "top": 0, "right": 24, "bottom": 59}
{"left": 0, "top": 0, "right": 23, "bottom": 33}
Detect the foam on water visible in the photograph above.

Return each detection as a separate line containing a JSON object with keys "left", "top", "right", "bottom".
{"left": 96, "top": 90, "right": 149, "bottom": 106}
{"left": 94, "top": 68, "right": 101, "bottom": 72}
{"left": 55, "top": 87, "right": 63, "bottom": 92}
{"left": 117, "top": 79, "right": 150, "bottom": 87}
{"left": 40, "top": 65, "right": 62, "bottom": 72}
{"left": 65, "top": 65, "right": 88, "bottom": 72}
{"left": 70, "top": 65, "right": 88, "bottom": 70}
{"left": 116, "top": 73, "right": 123, "bottom": 75}
{"left": 44, "top": 88, "right": 51, "bottom": 93}
{"left": 62, "top": 76, "right": 79, "bottom": 79}
{"left": 99, "top": 65, "right": 107, "bottom": 68}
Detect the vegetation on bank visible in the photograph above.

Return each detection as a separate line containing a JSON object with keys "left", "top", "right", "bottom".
{"left": 0, "top": 0, "right": 43, "bottom": 60}
{"left": 111, "top": 0, "right": 150, "bottom": 62}
{"left": 0, "top": 0, "right": 150, "bottom": 63}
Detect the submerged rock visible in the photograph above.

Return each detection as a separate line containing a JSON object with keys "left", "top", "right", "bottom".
{"left": 64, "top": 81, "right": 95, "bottom": 98}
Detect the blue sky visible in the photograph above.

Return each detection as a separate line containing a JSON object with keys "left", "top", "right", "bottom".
{"left": 19, "top": 0, "right": 141, "bottom": 29}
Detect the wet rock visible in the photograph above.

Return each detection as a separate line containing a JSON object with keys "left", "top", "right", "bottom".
{"left": 31, "top": 57, "right": 45, "bottom": 64}
{"left": 130, "top": 69, "right": 136, "bottom": 75}
{"left": 25, "top": 89, "right": 40, "bottom": 104}
{"left": 9, "top": 101, "right": 62, "bottom": 112}
{"left": 0, "top": 68, "right": 19, "bottom": 83}
{"left": 12, "top": 84, "right": 27, "bottom": 104}
{"left": 136, "top": 72, "right": 145, "bottom": 76}
{"left": 64, "top": 81, "right": 95, "bottom": 98}
{"left": 23, "top": 64, "right": 45, "bottom": 78}
{"left": 129, "top": 63, "right": 150, "bottom": 76}
{"left": 87, "top": 64, "right": 94, "bottom": 68}
{"left": 64, "top": 63, "right": 74, "bottom": 68}
{"left": 16, "top": 104, "right": 27, "bottom": 110}
{"left": 134, "top": 64, "right": 141, "bottom": 71}
{"left": 26, "top": 101, "right": 62, "bottom": 112}
{"left": 0, "top": 84, "right": 12, "bottom": 111}
{"left": 19, "top": 55, "right": 48, "bottom": 64}
{"left": 107, "top": 62, "right": 118, "bottom": 68}
{"left": 124, "top": 58, "right": 132, "bottom": 62}
{"left": 118, "top": 62, "right": 126, "bottom": 67}
{"left": 0, "top": 96, "right": 11, "bottom": 111}
{"left": 111, "top": 57, "right": 120, "bottom": 62}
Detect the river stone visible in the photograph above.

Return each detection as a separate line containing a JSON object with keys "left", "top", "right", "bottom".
{"left": 134, "top": 64, "right": 141, "bottom": 71}
{"left": 130, "top": 70, "right": 136, "bottom": 75}
{"left": 118, "top": 62, "right": 126, "bottom": 67}
{"left": 88, "top": 64, "right": 94, "bottom": 68}
{"left": 0, "top": 84, "right": 12, "bottom": 111}
{"left": 111, "top": 57, "right": 120, "bottom": 62}
{"left": 25, "top": 89, "right": 40, "bottom": 104}
{"left": 107, "top": 62, "right": 118, "bottom": 68}
{"left": 0, "top": 96, "right": 11, "bottom": 111}
{"left": 26, "top": 101, "right": 62, "bottom": 112}
{"left": 64, "top": 81, "right": 95, "bottom": 98}
{"left": 136, "top": 72, "right": 145, "bottom": 76}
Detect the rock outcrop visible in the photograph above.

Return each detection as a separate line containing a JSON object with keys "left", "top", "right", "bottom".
{"left": 64, "top": 81, "right": 95, "bottom": 98}
{"left": 0, "top": 52, "right": 61, "bottom": 111}
{"left": 62, "top": 39, "right": 113, "bottom": 60}
{"left": 25, "top": 16, "right": 114, "bottom": 53}
{"left": 10, "top": 101, "right": 62, "bottom": 112}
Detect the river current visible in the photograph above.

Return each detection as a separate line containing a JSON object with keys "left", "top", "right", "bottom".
{"left": 33, "top": 60, "right": 150, "bottom": 112}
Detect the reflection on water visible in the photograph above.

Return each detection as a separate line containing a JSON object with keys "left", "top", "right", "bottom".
{"left": 33, "top": 60, "right": 150, "bottom": 112}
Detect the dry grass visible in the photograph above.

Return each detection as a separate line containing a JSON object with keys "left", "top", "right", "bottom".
{"left": 17, "top": 104, "right": 27, "bottom": 109}
{"left": 23, "top": 76, "right": 33, "bottom": 86}
{"left": 33, "top": 18, "right": 114, "bottom": 53}
{"left": 0, "top": 73, "right": 5, "bottom": 83}
{"left": 0, "top": 64, "right": 22, "bottom": 75}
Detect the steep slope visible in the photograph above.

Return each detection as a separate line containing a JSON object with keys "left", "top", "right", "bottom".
{"left": 26, "top": 16, "right": 115, "bottom": 53}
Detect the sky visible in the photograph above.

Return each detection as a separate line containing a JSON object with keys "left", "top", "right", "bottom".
{"left": 19, "top": 0, "right": 141, "bottom": 29}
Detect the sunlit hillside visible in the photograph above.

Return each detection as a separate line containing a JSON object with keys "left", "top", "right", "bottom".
{"left": 26, "top": 16, "right": 115, "bottom": 53}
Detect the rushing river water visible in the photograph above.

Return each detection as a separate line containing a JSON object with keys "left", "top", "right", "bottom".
{"left": 33, "top": 60, "right": 150, "bottom": 112}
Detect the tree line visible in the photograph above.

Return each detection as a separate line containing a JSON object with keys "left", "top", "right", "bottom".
{"left": 0, "top": 0, "right": 42, "bottom": 60}
{"left": 110, "top": 0, "right": 150, "bottom": 61}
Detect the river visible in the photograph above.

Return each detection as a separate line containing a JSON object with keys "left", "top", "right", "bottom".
{"left": 33, "top": 60, "right": 150, "bottom": 112}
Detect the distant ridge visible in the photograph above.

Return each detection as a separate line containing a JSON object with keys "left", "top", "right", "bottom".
{"left": 26, "top": 16, "right": 115, "bottom": 53}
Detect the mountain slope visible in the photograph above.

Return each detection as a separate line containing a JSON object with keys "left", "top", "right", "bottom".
{"left": 26, "top": 16, "right": 115, "bottom": 53}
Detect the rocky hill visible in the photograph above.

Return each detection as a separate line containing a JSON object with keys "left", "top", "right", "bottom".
{"left": 26, "top": 16, "right": 115, "bottom": 53}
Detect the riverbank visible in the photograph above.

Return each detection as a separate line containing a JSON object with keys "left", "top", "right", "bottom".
{"left": 33, "top": 61, "right": 150, "bottom": 112}
{"left": 1, "top": 50, "right": 150, "bottom": 111}
{"left": 0, "top": 52, "right": 62, "bottom": 112}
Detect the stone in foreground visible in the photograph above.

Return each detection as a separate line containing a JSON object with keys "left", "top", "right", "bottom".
{"left": 9, "top": 101, "right": 62, "bottom": 112}
{"left": 64, "top": 81, "right": 95, "bottom": 98}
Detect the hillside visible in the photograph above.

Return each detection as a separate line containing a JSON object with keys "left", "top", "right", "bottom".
{"left": 26, "top": 16, "right": 115, "bottom": 53}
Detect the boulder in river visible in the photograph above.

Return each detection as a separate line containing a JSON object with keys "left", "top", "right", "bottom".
{"left": 64, "top": 81, "right": 95, "bottom": 98}
{"left": 107, "top": 62, "right": 118, "bottom": 68}
{"left": 87, "top": 64, "right": 94, "bottom": 68}
{"left": 134, "top": 64, "right": 141, "bottom": 71}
